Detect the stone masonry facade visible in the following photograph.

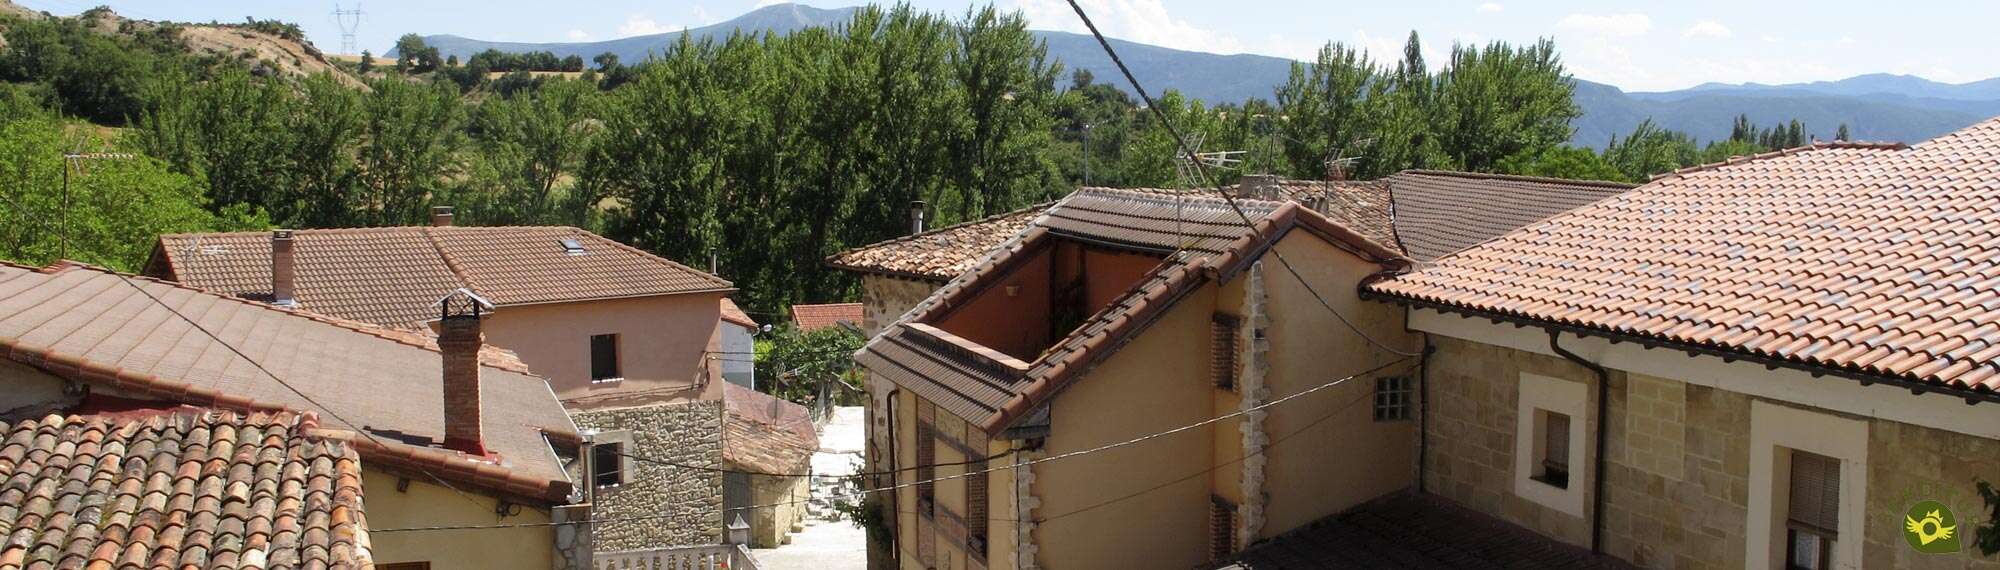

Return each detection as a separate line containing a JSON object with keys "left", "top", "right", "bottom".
{"left": 573, "top": 400, "right": 726, "bottom": 550}
{"left": 1425, "top": 335, "right": 2000, "bottom": 569}
{"left": 860, "top": 275, "right": 944, "bottom": 569}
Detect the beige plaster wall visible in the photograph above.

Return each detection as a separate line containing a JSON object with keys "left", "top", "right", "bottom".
{"left": 361, "top": 469, "right": 554, "bottom": 570}
{"left": 479, "top": 292, "right": 726, "bottom": 410}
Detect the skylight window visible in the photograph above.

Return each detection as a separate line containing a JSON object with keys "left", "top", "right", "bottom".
{"left": 560, "top": 238, "right": 587, "bottom": 255}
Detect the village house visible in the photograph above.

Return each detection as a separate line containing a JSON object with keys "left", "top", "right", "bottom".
{"left": 1360, "top": 125, "right": 2000, "bottom": 569}
{"left": 140, "top": 208, "right": 763, "bottom": 550}
{"left": 828, "top": 170, "right": 1633, "bottom": 568}
{"left": 0, "top": 261, "right": 581, "bottom": 569}
{"left": 722, "top": 382, "right": 820, "bottom": 548}
{"left": 842, "top": 173, "right": 1650, "bottom": 569}
{"left": 722, "top": 299, "right": 760, "bottom": 388}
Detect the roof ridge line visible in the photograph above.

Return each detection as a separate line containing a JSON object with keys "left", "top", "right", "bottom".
{"left": 1395, "top": 169, "right": 1636, "bottom": 190}
{"left": 420, "top": 226, "right": 484, "bottom": 300}
{"left": 577, "top": 229, "right": 735, "bottom": 290}
{"left": 1650, "top": 140, "right": 1911, "bottom": 182}
{"left": 824, "top": 202, "right": 1056, "bottom": 265}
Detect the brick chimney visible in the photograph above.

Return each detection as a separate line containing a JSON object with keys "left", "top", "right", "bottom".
{"left": 1238, "top": 175, "right": 1284, "bottom": 202}
{"left": 271, "top": 230, "right": 296, "bottom": 307}
{"left": 430, "top": 206, "right": 455, "bottom": 227}
{"left": 438, "top": 289, "right": 492, "bottom": 456}
{"left": 909, "top": 200, "right": 927, "bottom": 235}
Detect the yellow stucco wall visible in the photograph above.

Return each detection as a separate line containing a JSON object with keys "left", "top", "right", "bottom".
{"left": 1033, "top": 282, "right": 1219, "bottom": 569}
{"left": 1253, "top": 233, "right": 1423, "bottom": 538}
{"left": 479, "top": 292, "right": 726, "bottom": 409}
{"left": 362, "top": 469, "right": 555, "bottom": 570}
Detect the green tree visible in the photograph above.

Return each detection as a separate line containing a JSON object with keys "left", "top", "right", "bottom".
{"left": 1497, "top": 146, "right": 1627, "bottom": 182}
{"left": 756, "top": 325, "right": 866, "bottom": 407}
{"left": 1431, "top": 39, "right": 1578, "bottom": 172}
{"left": 357, "top": 50, "right": 375, "bottom": 74}
{"left": 356, "top": 78, "right": 463, "bottom": 225}
{"left": 0, "top": 116, "right": 266, "bottom": 270}
{"left": 1276, "top": 42, "right": 1380, "bottom": 179}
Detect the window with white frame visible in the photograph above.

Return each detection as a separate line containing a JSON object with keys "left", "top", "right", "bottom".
{"left": 1514, "top": 373, "right": 1587, "bottom": 516}
{"left": 1746, "top": 400, "right": 1866, "bottom": 570}
{"left": 1373, "top": 375, "right": 1413, "bottom": 421}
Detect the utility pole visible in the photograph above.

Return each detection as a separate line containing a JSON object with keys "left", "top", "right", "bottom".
{"left": 1081, "top": 123, "right": 1092, "bottom": 185}
{"left": 59, "top": 152, "right": 135, "bottom": 261}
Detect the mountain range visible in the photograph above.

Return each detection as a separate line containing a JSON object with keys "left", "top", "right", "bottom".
{"left": 412, "top": 3, "right": 2000, "bottom": 148}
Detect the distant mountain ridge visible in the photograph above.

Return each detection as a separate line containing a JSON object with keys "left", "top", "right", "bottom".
{"left": 411, "top": 3, "right": 2000, "bottom": 148}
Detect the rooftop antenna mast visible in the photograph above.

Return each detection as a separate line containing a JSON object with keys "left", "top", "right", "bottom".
{"left": 332, "top": 3, "right": 364, "bottom": 56}
{"left": 1169, "top": 131, "right": 1244, "bottom": 250}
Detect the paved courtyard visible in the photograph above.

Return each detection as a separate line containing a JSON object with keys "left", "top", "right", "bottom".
{"left": 754, "top": 406, "right": 867, "bottom": 570}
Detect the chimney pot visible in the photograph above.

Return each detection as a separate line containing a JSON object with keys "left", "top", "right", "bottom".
{"left": 909, "top": 201, "right": 927, "bottom": 235}
{"left": 271, "top": 230, "right": 296, "bottom": 307}
{"left": 431, "top": 206, "right": 455, "bottom": 227}
{"left": 438, "top": 290, "right": 491, "bottom": 456}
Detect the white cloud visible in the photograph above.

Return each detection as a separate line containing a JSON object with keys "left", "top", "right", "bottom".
{"left": 1477, "top": 2, "right": 1503, "bottom": 13}
{"left": 1682, "top": 20, "right": 1731, "bottom": 39}
{"left": 1009, "top": 0, "right": 1246, "bottom": 55}
{"left": 1555, "top": 13, "right": 1651, "bottom": 37}
{"left": 566, "top": 29, "right": 592, "bottom": 41}
{"left": 753, "top": 0, "right": 791, "bottom": 8}
{"left": 1760, "top": 34, "right": 1782, "bottom": 43}
{"left": 617, "top": 14, "right": 683, "bottom": 38}
{"left": 1838, "top": 36, "right": 1856, "bottom": 44}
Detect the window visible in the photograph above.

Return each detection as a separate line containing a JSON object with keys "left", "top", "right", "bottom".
{"left": 559, "top": 238, "right": 587, "bottom": 255}
{"left": 1373, "top": 375, "right": 1413, "bottom": 421}
{"left": 1211, "top": 313, "right": 1240, "bottom": 390}
{"left": 967, "top": 430, "right": 990, "bottom": 559}
{"left": 1514, "top": 373, "right": 1586, "bottom": 515}
{"left": 590, "top": 334, "right": 621, "bottom": 382}
{"left": 1786, "top": 451, "right": 1841, "bottom": 570}
{"left": 592, "top": 442, "right": 624, "bottom": 487}
{"left": 1209, "top": 495, "right": 1237, "bottom": 561}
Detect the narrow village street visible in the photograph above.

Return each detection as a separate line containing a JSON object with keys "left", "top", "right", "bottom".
{"left": 756, "top": 406, "right": 868, "bottom": 570}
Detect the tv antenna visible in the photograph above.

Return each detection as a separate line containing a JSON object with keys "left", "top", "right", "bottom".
{"left": 1323, "top": 137, "right": 1374, "bottom": 182}
{"left": 1168, "top": 132, "right": 1244, "bottom": 249}
{"left": 332, "top": 3, "right": 365, "bottom": 55}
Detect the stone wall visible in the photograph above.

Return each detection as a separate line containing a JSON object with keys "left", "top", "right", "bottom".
{"left": 860, "top": 274, "right": 942, "bottom": 570}
{"left": 859, "top": 275, "right": 940, "bottom": 337}
{"left": 573, "top": 400, "right": 725, "bottom": 550}
{"left": 1425, "top": 334, "right": 2000, "bottom": 569}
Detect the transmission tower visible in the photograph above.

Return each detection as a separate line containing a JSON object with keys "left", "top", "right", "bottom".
{"left": 332, "top": 3, "right": 364, "bottom": 55}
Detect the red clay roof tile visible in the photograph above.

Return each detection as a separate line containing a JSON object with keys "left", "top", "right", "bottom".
{"left": 0, "top": 262, "right": 577, "bottom": 502}
{"left": 791, "top": 303, "right": 862, "bottom": 333}
{"left": 825, "top": 205, "right": 1052, "bottom": 282}
{"left": 151, "top": 226, "right": 732, "bottom": 329}
{"left": 0, "top": 409, "right": 369, "bottom": 569}
{"left": 1367, "top": 129, "right": 2000, "bottom": 396}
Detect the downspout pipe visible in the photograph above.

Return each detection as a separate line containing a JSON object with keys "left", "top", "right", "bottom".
{"left": 1548, "top": 329, "right": 1611, "bottom": 555}
{"left": 1416, "top": 336, "right": 1434, "bottom": 494}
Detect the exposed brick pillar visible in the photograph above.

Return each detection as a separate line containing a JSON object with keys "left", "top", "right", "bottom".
{"left": 431, "top": 206, "right": 455, "bottom": 227}
{"left": 271, "top": 230, "right": 296, "bottom": 307}
{"left": 439, "top": 290, "right": 489, "bottom": 456}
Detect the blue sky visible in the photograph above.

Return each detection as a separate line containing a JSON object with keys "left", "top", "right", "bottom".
{"left": 16, "top": 0, "right": 1996, "bottom": 91}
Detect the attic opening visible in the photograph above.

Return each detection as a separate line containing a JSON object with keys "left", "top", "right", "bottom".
{"left": 559, "top": 238, "right": 587, "bottom": 255}
{"left": 925, "top": 234, "right": 1166, "bottom": 362}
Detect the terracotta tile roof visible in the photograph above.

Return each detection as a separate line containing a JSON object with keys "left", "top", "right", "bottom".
{"left": 859, "top": 188, "right": 1405, "bottom": 432}
{"left": 1215, "top": 492, "right": 1633, "bottom": 569}
{"left": 0, "top": 409, "right": 371, "bottom": 569}
{"left": 825, "top": 205, "right": 1052, "bottom": 282}
{"left": 150, "top": 226, "right": 733, "bottom": 329}
{"left": 1381, "top": 170, "right": 1634, "bottom": 261}
{"left": 720, "top": 383, "right": 817, "bottom": 475}
{"left": 791, "top": 303, "right": 862, "bottom": 333}
{"left": 720, "top": 298, "right": 757, "bottom": 329}
{"left": 1275, "top": 172, "right": 1633, "bottom": 261}
{"left": 0, "top": 262, "right": 579, "bottom": 502}
{"left": 829, "top": 173, "right": 1626, "bottom": 286}
{"left": 1364, "top": 131, "right": 2000, "bottom": 397}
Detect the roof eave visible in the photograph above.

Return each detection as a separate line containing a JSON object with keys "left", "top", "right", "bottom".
{"left": 1363, "top": 290, "right": 2000, "bottom": 406}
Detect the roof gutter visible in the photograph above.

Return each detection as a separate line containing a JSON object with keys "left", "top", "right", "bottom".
{"left": 1547, "top": 329, "right": 1610, "bottom": 555}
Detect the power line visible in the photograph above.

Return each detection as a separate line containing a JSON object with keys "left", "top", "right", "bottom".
{"left": 1060, "top": 0, "right": 1420, "bottom": 359}
{"left": 368, "top": 356, "right": 1409, "bottom": 533}
{"left": 331, "top": 3, "right": 364, "bottom": 56}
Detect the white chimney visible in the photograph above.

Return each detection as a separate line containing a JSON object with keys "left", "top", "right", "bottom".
{"left": 910, "top": 201, "right": 927, "bottom": 235}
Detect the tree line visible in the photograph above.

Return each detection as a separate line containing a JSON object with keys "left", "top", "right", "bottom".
{"left": 0, "top": 4, "right": 1835, "bottom": 313}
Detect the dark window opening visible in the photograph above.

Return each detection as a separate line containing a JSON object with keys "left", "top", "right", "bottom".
{"left": 590, "top": 333, "right": 621, "bottom": 381}
{"left": 592, "top": 442, "right": 623, "bottom": 488}
{"left": 1533, "top": 410, "right": 1570, "bottom": 489}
